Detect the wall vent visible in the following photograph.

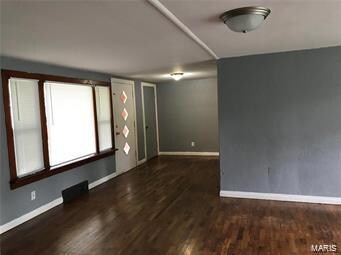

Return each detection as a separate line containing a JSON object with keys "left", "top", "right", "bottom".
{"left": 62, "top": 181, "right": 89, "bottom": 203}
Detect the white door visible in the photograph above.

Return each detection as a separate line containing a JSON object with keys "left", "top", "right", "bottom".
{"left": 111, "top": 78, "right": 137, "bottom": 174}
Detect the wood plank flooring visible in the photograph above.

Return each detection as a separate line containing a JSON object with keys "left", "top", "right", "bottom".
{"left": 1, "top": 156, "right": 340, "bottom": 254}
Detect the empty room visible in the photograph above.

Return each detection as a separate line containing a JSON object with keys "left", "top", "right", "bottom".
{"left": 0, "top": 0, "right": 341, "bottom": 254}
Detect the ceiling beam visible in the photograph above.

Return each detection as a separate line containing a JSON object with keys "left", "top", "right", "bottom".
{"left": 147, "top": 0, "right": 219, "bottom": 60}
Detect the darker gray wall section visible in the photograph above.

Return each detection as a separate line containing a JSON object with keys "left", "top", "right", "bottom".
{"left": 218, "top": 46, "right": 341, "bottom": 197}
{"left": 157, "top": 78, "right": 219, "bottom": 152}
{"left": 0, "top": 57, "right": 142, "bottom": 225}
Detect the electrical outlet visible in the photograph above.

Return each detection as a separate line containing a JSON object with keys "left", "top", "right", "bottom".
{"left": 31, "top": 191, "right": 36, "bottom": 201}
{"left": 191, "top": 141, "right": 195, "bottom": 147}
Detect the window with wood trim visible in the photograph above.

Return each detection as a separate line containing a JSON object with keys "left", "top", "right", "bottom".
{"left": 1, "top": 70, "right": 115, "bottom": 189}
{"left": 9, "top": 78, "right": 45, "bottom": 177}
{"left": 45, "top": 82, "right": 97, "bottom": 166}
{"left": 95, "top": 86, "right": 113, "bottom": 152}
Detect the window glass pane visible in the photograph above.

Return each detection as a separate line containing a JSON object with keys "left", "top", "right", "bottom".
{"left": 9, "top": 78, "right": 44, "bottom": 177}
{"left": 44, "top": 82, "right": 96, "bottom": 166}
{"left": 123, "top": 142, "right": 130, "bottom": 155}
{"left": 95, "top": 86, "right": 112, "bottom": 151}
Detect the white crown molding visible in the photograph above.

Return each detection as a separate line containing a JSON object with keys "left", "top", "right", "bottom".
{"left": 147, "top": 0, "right": 218, "bottom": 60}
{"left": 159, "top": 151, "right": 219, "bottom": 156}
{"left": 220, "top": 190, "right": 341, "bottom": 205}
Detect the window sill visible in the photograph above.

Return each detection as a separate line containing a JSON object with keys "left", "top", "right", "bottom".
{"left": 10, "top": 149, "right": 117, "bottom": 189}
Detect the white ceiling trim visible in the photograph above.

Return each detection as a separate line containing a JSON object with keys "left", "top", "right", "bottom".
{"left": 147, "top": 0, "right": 219, "bottom": 60}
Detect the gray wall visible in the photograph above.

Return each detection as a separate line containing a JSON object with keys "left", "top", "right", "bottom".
{"left": 218, "top": 46, "right": 341, "bottom": 197}
{"left": 0, "top": 57, "right": 145, "bottom": 224}
{"left": 157, "top": 78, "right": 219, "bottom": 152}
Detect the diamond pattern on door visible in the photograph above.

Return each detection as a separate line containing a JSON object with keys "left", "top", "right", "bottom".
{"left": 120, "top": 90, "right": 127, "bottom": 104}
{"left": 123, "top": 142, "right": 130, "bottom": 155}
{"left": 121, "top": 108, "right": 128, "bottom": 121}
{"left": 122, "top": 125, "right": 129, "bottom": 138}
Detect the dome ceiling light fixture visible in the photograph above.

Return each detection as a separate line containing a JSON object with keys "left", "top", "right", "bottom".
{"left": 220, "top": 6, "right": 271, "bottom": 33}
{"left": 170, "top": 72, "right": 184, "bottom": 81}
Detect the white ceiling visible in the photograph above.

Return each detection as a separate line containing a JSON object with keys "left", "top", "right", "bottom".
{"left": 161, "top": 0, "right": 341, "bottom": 58}
{"left": 130, "top": 60, "right": 217, "bottom": 82}
{"left": 1, "top": 0, "right": 341, "bottom": 82}
{"left": 0, "top": 1, "right": 212, "bottom": 81}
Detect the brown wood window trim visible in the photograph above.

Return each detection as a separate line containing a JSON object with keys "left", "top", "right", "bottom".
{"left": 1, "top": 69, "right": 116, "bottom": 189}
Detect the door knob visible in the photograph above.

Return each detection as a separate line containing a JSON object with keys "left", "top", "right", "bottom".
{"left": 116, "top": 132, "right": 120, "bottom": 135}
{"left": 145, "top": 126, "right": 149, "bottom": 130}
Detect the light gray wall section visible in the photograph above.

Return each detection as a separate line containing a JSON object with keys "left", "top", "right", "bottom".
{"left": 134, "top": 81, "right": 145, "bottom": 160}
{"left": 157, "top": 78, "right": 219, "bottom": 152}
{"left": 218, "top": 46, "right": 341, "bottom": 197}
{"left": 0, "top": 57, "right": 143, "bottom": 224}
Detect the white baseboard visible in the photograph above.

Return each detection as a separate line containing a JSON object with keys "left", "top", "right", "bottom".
{"left": 159, "top": 151, "right": 219, "bottom": 156}
{"left": 0, "top": 171, "right": 118, "bottom": 234}
{"left": 88, "top": 172, "right": 117, "bottom": 189}
{"left": 137, "top": 158, "right": 147, "bottom": 166}
{"left": 220, "top": 190, "right": 341, "bottom": 205}
{"left": 0, "top": 197, "right": 63, "bottom": 234}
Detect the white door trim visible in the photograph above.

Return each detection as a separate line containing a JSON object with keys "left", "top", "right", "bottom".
{"left": 141, "top": 82, "right": 160, "bottom": 160}
{"left": 111, "top": 77, "right": 138, "bottom": 170}
{"left": 111, "top": 77, "right": 134, "bottom": 86}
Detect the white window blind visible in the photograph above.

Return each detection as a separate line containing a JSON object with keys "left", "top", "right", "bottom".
{"left": 9, "top": 78, "right": 44, "bottom": 177}
{"left": 44, "top": 82, "right": 96, "bottom": 166}
{"left": 95, "top": 86, "right": 113, "bottom": 151}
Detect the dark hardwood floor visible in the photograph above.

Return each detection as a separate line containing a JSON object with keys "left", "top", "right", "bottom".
{"left": 1, "top": 156, "right": 340, "bottom": 255}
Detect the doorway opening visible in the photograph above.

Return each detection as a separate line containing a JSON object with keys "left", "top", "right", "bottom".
{"left": 141, "top": 82, "right": 160, "bottom": 161}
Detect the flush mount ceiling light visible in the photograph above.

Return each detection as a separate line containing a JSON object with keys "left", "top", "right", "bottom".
{"left": 220, "top": 6, "right": 271, "bottom": 33}
{"left": 170, "top": 72, "right": 184, "bottom": 81}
